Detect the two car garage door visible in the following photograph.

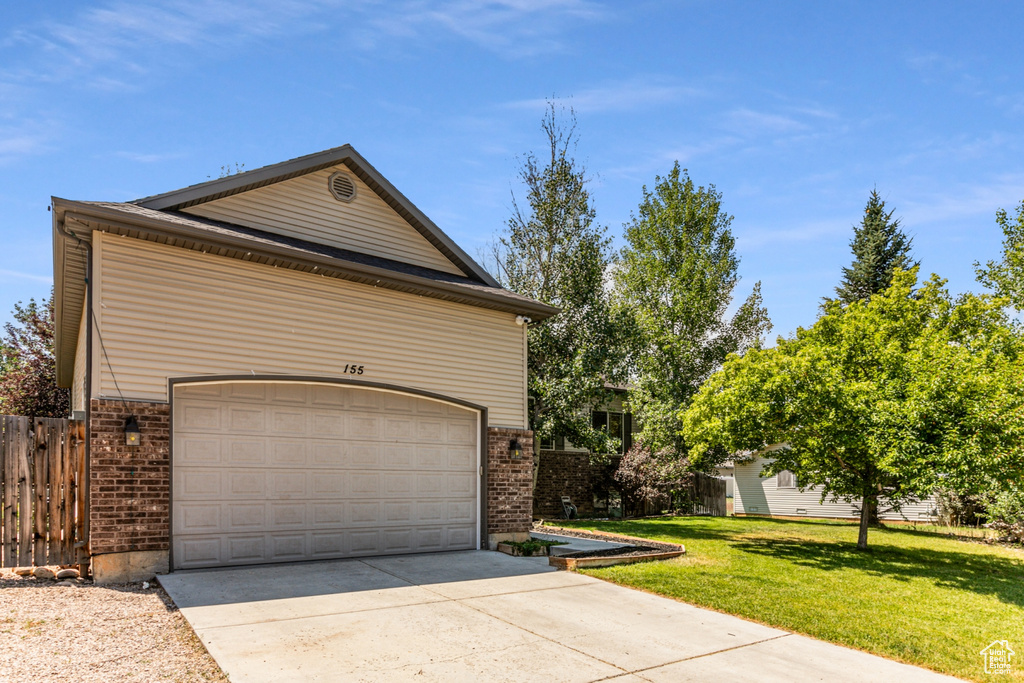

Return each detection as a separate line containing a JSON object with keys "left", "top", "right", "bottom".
{"left": 171, "top": 381, "right": 480, "bottom": 570}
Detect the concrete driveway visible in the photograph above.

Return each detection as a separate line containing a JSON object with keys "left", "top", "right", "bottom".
{"left": 159, "top": 551, "right": 958, "bottom": 682}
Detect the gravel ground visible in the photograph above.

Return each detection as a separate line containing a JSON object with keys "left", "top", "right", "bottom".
{"left": 0, "top": 570, "right": 227, "bottom": 683}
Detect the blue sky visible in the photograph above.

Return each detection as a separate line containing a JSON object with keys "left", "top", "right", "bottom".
{"left": 1, "top": 1, "right": 1022, "bottom": 340}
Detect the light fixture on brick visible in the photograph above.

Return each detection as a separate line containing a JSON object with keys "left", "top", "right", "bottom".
{"left": 509, "top": 439, "right": 523, "bottom": 459}
{"left": 124, "top": 416, "right": 141, "bottom": 447}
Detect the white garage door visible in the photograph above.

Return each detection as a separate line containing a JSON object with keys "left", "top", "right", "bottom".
{"left": 171, "top": 382, "right": 480, "bottom": 569}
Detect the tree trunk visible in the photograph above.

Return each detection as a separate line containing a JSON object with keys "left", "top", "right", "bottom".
{"left": 856, "top": 499, "right": 872, "bottom": 552}
{"left": 857, "top": 491, "right": 874, "bottom": 550}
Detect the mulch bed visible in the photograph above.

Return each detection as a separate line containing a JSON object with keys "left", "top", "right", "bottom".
{"left": 534, "top": 523, "right": 682, "bottom": 558}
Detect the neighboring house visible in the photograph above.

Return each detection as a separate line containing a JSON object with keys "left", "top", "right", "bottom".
{"left": 733, "top": 447, "right": 939, "bottom": 521}
{"left": 53, "top": 145, "right": 557, "bottom": 583}
{"left": 533, "top": 391, "right": 636, "bottom": 519}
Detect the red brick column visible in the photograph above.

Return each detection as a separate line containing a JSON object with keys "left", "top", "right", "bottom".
{"left": 89, "top": 399, "right": 170, "bottom": 555}
{"left": 486, "top": 427, "right": 534, "bottom": 544}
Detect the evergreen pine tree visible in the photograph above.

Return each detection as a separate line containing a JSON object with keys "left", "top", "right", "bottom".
{"left": 834, "top": 190, "right": 916, "bottom": 304}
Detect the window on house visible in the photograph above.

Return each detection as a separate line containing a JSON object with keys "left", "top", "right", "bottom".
{"left": 591, "top": 410, "right": 632, "bottom": 454}
{"left": 539, "top": 436, "right": 554, "bottom": 450}
{"left": 777, "top": 470, "right": 797, "bottom": 489}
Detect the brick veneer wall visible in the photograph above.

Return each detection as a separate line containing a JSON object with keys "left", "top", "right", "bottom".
{"left": 534, "top": 450, "right": 593, "bottom": 518}
{"left": 89, "top": 399, "right": 170, "bottom": 555}
{"left": 486, "top": 427, "right": 534, "bottom": 536}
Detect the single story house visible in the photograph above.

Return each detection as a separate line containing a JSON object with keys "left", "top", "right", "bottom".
{"left": 53, "top": 145, "right": 557, "bottom": 583}
{"left": 733, "top": 446, "right": 939, "bottom": 521}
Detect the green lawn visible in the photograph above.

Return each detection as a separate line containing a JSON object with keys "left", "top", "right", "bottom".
{"left": 551, "top": 516, "right": 1024, "bottom": 682}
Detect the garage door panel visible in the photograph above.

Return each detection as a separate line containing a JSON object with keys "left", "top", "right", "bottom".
{"left": 177, "top": 437, "right": 221, "bottom": 465}
{"left": 229, "top": 406, "right": 266, "bottom": 432}
{"left": 312, "top": 412, "right": 346, "bottom": 436}
{"left": 173, "top": 382, "right": 479, "bottom": 569}
{"left": 227, "top": 535, "right": 265, "bottom": 563}
{"left": 179, "top": 503, "right": 220, "bottom": 533}
{"left": 228, "top": 503, "right": 265, "bottom": 531}
{"left": 230, "top": 440, "right": 266, "bottom": 465}
{"left": 269, "top": 534, "right": 306, "bottom": 561}
{"left": 312, "top": 473, "right": 346, "bottom": 496}
{"left": 270, "top": 383, "right": 307, "bottom": 403}
{"left": 446, "top": 526, "right": 474, "bottom": 548}
{"left": 384, "top": 444, "right": 415, "bottom": 468}
{"left": 350, "top": 530, "right": 381, "bottom": 554}
{"left": 176, "top": 469, "right": 222, "bottom": 498}
{"left": 270, "top": 441, "right": 306, "bottom": 466}
{"left": 228, "top": 470, "right": 266, "bottom": 496}
{"left": 448, "top": 501, "right": 474, "bottom": 523}
{"left": 272, "top": 408, "right": 307, "bottom": 434}
{"left": 349, "top": 443, "right": 381, "bottom": 467}
{"left": 178, "top": 402, "right": 223, "bottom": 431}
{"left": 385, "top": 473, "right": 414, "bottom": 496}
{"left": 447, "top": 420, "right": 475, "bottom": 444}
{"left": 271, "top": 472, "right": 307, "bottom": 499}
{"left": 178, "top": 537, "right": 222, "bottom": 568}
{"left": 270, "top": 502, "right": 306, "bottom": 527}
{"left": 225, "top": 383, "right": 266, "bottom": 400}
{"left": 311, "top": 384, "right": 346, "bottom": 407}
{"left": 349, "top": 502, "right": 380, "bottom": 524}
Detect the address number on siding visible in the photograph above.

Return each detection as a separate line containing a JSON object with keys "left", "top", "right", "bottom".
{"left": 343, "top": 364, "right": 365, "bottom": 375}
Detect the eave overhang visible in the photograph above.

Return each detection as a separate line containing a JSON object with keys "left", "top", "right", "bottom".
{"left": 52, "top": 198, "right": 557, "bottom": 387}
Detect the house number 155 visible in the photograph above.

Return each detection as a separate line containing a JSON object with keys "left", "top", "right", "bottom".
{"left": 344, "top": 364, "right": 365, "bottom": 375}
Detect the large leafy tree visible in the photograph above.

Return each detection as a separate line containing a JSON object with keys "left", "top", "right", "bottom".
{"left": 615, "top": 163, "right": 771, "bottom": 456}
{"left": 492, "top": 104, "right": 625, "bottom": 453}
{"left": 976, "top": 199, "right": 1024, "bottom": 311}
{"left": 834, "top": 190, "right": 916, "bottom": 304}
{"left": 684, "top": 268, "right": 1024, "bottom": 549}
{"left": 0, "top": 292, "right": 70, "bottom": 418}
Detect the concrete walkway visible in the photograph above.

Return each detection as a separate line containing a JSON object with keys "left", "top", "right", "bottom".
{"left": 159, "top": 551, "right": 960, "bottom": 682}
{"left": 530, "top": 530, "right": 629, "bottom": 556}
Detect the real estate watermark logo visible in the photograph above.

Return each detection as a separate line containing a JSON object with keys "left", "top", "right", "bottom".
{"left": 981, "top": 640, "right": 1015, "bottom": 675}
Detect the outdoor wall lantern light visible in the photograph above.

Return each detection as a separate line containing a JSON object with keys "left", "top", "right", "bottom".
{"left": 124, "top": 416, "right": 142, "bottom": 447}
{"left": 509, "top": 439, "right": 523, "bottom": 459}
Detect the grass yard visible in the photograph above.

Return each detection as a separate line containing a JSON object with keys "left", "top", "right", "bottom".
{"left": 552, "top": 516, "right": 1024, "bottom": 682}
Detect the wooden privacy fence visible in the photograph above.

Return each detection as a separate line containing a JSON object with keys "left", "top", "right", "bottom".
{"left": 637, "top": 472, "right": 728, "bottom": 517}
{"left": 0, "top": 416, "right": 86, "bottom": 568}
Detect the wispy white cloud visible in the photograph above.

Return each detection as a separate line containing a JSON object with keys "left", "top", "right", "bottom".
{"left": 723, "top": 108, "right": 807, "bottom": 135}
{"left": 900, "top": 174, "right": 1024, "bottom": 226}
{"left": 736, "top": 219, "right": 849, "bottom": 249}
{"left": 111, "top": 150, "right": 189, "bottom": 163}
{"left": 504, "top": 77, "right": 703, "bottom": 114}
{"left": 0, "top": 269, "right": 53, "bottom": 284}
{"left": 353, "top": 0, "right": 606, "bottom": 58}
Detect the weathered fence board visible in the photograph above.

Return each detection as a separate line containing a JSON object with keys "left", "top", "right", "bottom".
{"left": 639, "top": 472, "right": 728, "bottom": 517}
{"left": 0, "top": 416, "right": 85, "bottom": 568}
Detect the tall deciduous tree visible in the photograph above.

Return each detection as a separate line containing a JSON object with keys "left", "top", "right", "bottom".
{"left": 684, "top": 269, "right": 1024, "bottom": 549}
{"left": 616, "top": 163, "right": 771, "bottom": 457}
{"left": 976, "top": 199, "right": 1024, "bottom": 311}
{"left": 492, "top": 104, "right": 625, "bottom": 453}
{"left": 0, "top": 292, "right": 70, "bottom": 418}
{"left": 834, "top": 190, "right": 916, "bottom": 304}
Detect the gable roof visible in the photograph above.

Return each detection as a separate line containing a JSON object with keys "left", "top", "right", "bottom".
{"left": 52, "top": 146, "right": 558, "bottom": 387}
{"left": 134, "top": 144, "right": 497, "bottom": 286}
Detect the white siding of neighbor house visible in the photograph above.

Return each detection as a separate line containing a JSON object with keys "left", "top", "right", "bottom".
{"left": 91, "top": 232, "right": 528, "bottom": 427}
{"left": 181, "top": 165, "right": 464, "bottom": 276}
{"left": 733, "top": 456, "right": 938, "bottom": 521}
{"left": 72, "top": 303, "right": 87, "bottom": 413}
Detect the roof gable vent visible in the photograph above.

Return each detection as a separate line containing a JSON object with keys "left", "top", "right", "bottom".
{"left": 328, "top": 171, "right": 357, "bottom": 202}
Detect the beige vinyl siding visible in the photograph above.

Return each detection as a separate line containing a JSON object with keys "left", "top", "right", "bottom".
{"left": 72, "top": 303, "right": 87, "bottom": 412}
{"left": 181, "top": 165, "right": 464, "bottom": 276}
{"left": 734, "top": 456, "right": 938, "bottom": 521}
{"left": 93, "top": 232, "right": 526, "bottom": 426}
